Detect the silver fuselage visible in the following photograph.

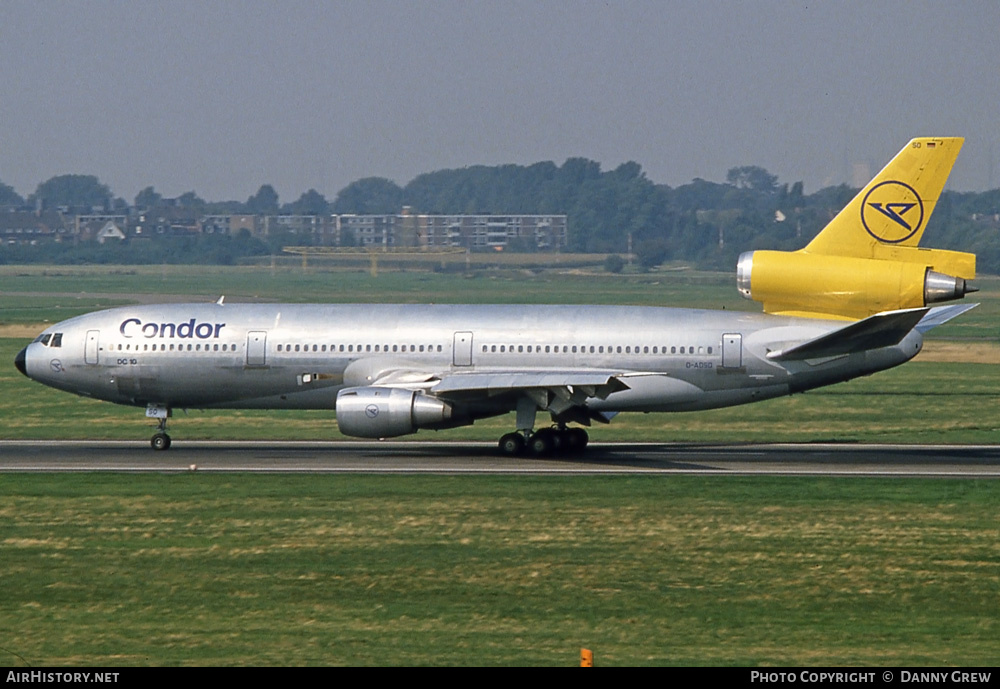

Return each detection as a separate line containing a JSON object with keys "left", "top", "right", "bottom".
{"left": 19, "top": 302, "right": 921, "bottom": 426}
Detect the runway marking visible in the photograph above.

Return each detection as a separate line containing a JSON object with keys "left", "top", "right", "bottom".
{"left": 1, "top": 441, "right": 999, "bottom": 477}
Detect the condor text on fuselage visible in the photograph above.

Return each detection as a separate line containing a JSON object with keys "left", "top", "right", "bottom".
{"left": 119, "top": 317, "right": 227, "bottom": 341}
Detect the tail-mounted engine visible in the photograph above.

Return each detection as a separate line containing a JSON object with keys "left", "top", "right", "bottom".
{"left": 737, "top": 247, "right": 976, "bottom": 320}
{"left": 336, "top": 386, "right": 456, "bottom": 438}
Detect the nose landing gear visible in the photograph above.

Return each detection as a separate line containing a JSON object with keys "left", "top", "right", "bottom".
{"left": 147, "top": 404, "right": 172, "bottom": 451}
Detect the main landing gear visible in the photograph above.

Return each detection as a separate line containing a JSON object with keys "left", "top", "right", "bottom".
{"left": 498, "top": 426, "right": 589, "bottom": 457}
{"left": 499, "top": 396, "right": 591, "bottom": 456}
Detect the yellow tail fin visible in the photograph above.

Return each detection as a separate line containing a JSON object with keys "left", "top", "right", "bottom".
{"left": 737, "top": 137, "right": 976, "bottom": 320}
{"left": 804, "top": 137, "right": 963, "bottom": 257}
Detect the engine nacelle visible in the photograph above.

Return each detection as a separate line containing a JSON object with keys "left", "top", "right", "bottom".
{"left": 737, "top": 249, "right": 976, "bottom": 320}
{"left": 335, "top": 386, "right": 454, "bottom": 438}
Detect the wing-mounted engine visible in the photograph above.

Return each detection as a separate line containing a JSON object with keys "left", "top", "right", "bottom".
{"left": 335, "top": 386, "right": 460, "bottom": 438}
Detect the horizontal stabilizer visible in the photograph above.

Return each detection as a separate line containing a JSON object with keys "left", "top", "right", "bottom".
{"left": 767, "top": 308, "right": 929, "bottom": 361}
{"left": 915, "top": 303, "right": 979, "bottom": 333}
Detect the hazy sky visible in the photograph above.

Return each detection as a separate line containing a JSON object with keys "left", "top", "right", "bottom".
{"left": 2, "top": 1, "right": 998, "bottom": 204}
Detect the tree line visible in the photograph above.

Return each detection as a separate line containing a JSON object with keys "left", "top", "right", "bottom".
{"left": 2, "top": 161, "right": 998, "bottom": 273}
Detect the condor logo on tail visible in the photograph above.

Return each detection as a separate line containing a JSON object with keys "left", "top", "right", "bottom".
{"left": 861, "top": 180, "right": 924, "bottom": 243}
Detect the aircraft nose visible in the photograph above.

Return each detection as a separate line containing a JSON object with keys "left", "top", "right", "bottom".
{"left": 15, "top": 347, "right": 27, "bottom": 377}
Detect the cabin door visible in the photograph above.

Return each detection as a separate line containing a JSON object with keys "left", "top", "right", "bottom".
{"left": 85, "top": 330, "right": 100, "bottom": 365}
{"left": 722, "top": 333, "right": 742, "bottom": 368}
{"left": 453, "top": 331, "right": 473, "bottom": 366}
{"left": 247, "top": 331, "right": 267, "bottom": 366}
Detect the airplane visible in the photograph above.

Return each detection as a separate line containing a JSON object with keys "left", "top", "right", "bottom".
{"left": 14, "top": 137, "right": 978, "bottom": 455}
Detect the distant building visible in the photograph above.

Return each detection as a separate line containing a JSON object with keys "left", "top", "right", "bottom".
{"left": 0, "top": 210, "right": 68, "bottom": 245}
{"left": 95, "top": 220, "right": 126, "bottom": 243}
{"left": 12, "top": 207, "right": 568, "bottom": 251}
{"left": 338, "top": 214, "right": 397, "bottom": 247}
{"left": 398, "top": 212, "right": 567, "bottom": 250}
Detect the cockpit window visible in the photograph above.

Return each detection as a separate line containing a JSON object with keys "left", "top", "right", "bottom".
{"left": 33, "top": 334, "right": 52, "bottom": 345}
{"left": 50, "top": 333, "right": 62, "bottom": 347}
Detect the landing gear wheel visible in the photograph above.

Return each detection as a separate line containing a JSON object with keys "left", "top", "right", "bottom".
{"left": 498, "top": 432, "right": 525, "bottom": 456}
{"left": 565, "top": 428, "right": 589, "bottom": 452}
{"left": 151, "top": 432, "right": 172, "bottom": 451}
{"left": 529, "top": 428, "right": 558, "bottom": 456}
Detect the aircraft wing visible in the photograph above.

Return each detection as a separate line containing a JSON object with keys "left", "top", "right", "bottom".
{"left": 766, "top": 307, "right": 930, "bottom": 361}
{"left": 428, "top": 368, "right": 643, "bottom": 424}
{"left": 348, "top": 356, "right": 644, "bottom": 406}
{"left": 430, "top": 369, "right": 635, "bottom": 398}
{"left": 356, "top": 364, "right": 650, "bottom": 424}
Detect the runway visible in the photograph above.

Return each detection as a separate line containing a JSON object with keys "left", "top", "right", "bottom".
{"left": 2, "top": 441, "right": 999, "bottom": 477}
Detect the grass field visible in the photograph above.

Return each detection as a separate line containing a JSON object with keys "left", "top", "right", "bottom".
{"left": 1, "top": 264, "right": 997, "bottom": 666}
{"left": 3, "top": 474, "right": 998, "bottom": 666}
